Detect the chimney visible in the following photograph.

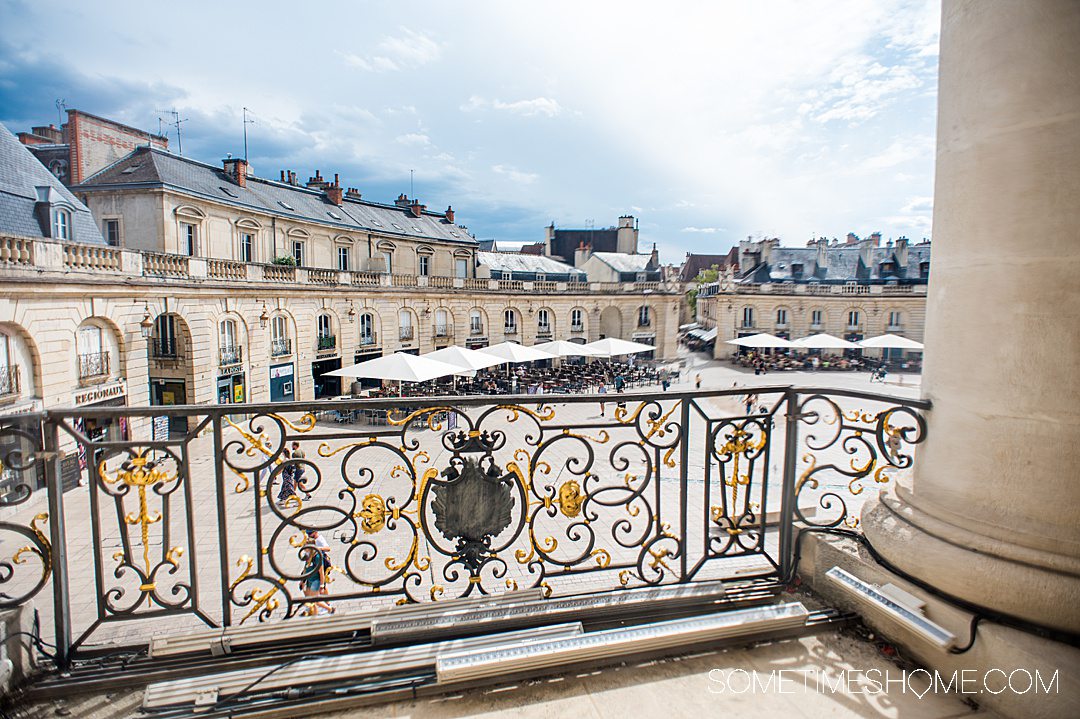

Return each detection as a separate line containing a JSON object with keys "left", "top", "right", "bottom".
{"left": 280, "top": 170, "right": 286, "bottom": 182}
{"left": 869, "top": 231, "right": 882, "bottom": 246}
{"left": 649, "top": 242, "right": 659, "bottom": 268}
{"left": 408, "top": 199, "right": 425, "bottom": 218}
{"left": 816, "top": 237, "right": 829, "bottom": 271}
{"left": 574, "top": 240, "right": 592, "bottom": 268}
{"left": 895, "top": 236, "right": 910, "bottom": 266}
{"left": 394, "top": 193, "right": 410, "bottom": 208}
{"left": 444, "top": 205, "right": 455, "bottom": 223}
{"left": 345, "top": 187, "right": 362, "bottom": 200}
{"left": 846, "top": 232, "right": 859, "bottom": 245}
{"left": 222, "top": 156, "right": 249, "bottom": 188}
{"left": 306, "top": 170, "right": 328, "bottom": 190}
{"left": 325, "top": 173, "right": 343, "bottom": 206}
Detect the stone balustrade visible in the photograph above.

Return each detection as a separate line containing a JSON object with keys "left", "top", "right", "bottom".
{"left": 0, "top": 236, "right": 688, "bottom": 295}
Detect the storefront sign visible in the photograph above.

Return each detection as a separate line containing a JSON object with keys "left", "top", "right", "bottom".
{"left": 73, "top": 380, "right": 127, "bottom": 407}
{"left": 270, "top": 364, "right": 294, "bottom": 379}
{"left": 219, "top": 364, "right": 244, "bottom": 377}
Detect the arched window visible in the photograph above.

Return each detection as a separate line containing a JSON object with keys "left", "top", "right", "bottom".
{"left": 0, "top": 332, "right": 14, "bottom": 396}
{"left": 359, "top": 313, "right": 376, "bottom": 345}
{"left": 398, "top": 309, "right": 414, "bottom": 341}
{"left": 52, "top": 208, "right": 71, "bottom": 241}
{"left": 504, "top": 309, "right": 518, "bottom": 334}
{"left": 76, "top": 323, "right": 107, "bottom": 378}
{"left": 317, "top": 313, "right": 336, "bottom": 351}
{"left": 435, "top": 309, "right": 450, "bottom": 337}
{"left": 810, "top": 309, "right": 824, "bottom": 328}
{"left": 469, "top": 309, "right": 483, "bottom": 335}
{"left": 154, "top": 315, "right": 177, "bottom": 358}
{"left": 570, "top": 308, "right": 584, "bottom": 332}
{"left": 775, "top": 308, "right": 788, "bottom": 326}
{"left": 219, "top": 319, "right": 241, "bottom": 365}
{"left": 847, "top": 310, "right": 862, "bottom": 328}
{"left": 271, "top": 315, "right": 291, "bottom": 356}
{"left": 887, "top": 310, "right": 903, "bottom": 331}
{"left": 537, "top": 309, "right": 551, "bottom": 332}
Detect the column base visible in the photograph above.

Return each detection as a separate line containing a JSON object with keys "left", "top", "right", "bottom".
{"left": 861, "top": 488, "right": 1080, "bottom": 635}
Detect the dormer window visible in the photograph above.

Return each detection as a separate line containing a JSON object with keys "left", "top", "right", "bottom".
{"left": 920, "top": 261, "right": 930, "bottom": 278}
{"left": 52, "top": 208, "right": 71, "bottom": 240}
{"left": 790, "top": 263, "right": 803, "bottom": 278}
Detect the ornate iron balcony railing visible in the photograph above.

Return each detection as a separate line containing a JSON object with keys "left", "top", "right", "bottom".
{"left": 0, "top": 364, "right": 19, "bottom": 396}
{"left": 0, "top": 386, "right": 927, "bottom": 667}
{"left": 77, "top": 352, "right": 110, "bottom": 379}
{"left": 271, "top": 338, "right": 292, "bottom": 357}
{"left": 219, "top": 344, "right": 242, "bottom": 366}
{"left": 317, "top": 335, "right": 337, "bottom": 351}
{"left": 152, "top": 338, "right": 178, "bottom": 359}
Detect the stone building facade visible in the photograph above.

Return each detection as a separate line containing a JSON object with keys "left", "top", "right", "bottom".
{"left": 695, "top": 235, "right": 930, "bottom": 360}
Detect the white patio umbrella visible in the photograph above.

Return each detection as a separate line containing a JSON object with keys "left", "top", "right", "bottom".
{"left": 724, "top": 333, "right": 796, "bottom": 348}
{"left": 858, "top": 334, "right": 925, "bottom": 350}
{"left": 477, "top": 341, "right": 557, "bottom": 364}
{"left": 584, "top": 337, "right": 657, "bottom": 357}
{"left": 792, "top": 333, "right": 860, "bottom": 349}
{"left": 424, "top": 345, "right": 507, "bottom": 371}
{"left": 326, "top": 352, "right": 464, "bottom": 382}
{"left": 533, "top": 340, "right": 602, "bottom": 358}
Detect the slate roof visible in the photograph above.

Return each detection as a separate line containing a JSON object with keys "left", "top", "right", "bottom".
{"left": 679, "top": 251, "right": 737, "bottom": 281}
{"left": 550, "top": 227, "right": 620, "bottom": 262}
{"left": 591, "top": 252, "right": 653, "bottom": 273}
{"left": 477, "top": 251, "right": 586, "bottom": 277}
{"left": 0, "top": 123, "right": 103, "bottom": 242}
{"left": 79, "top": 146, "right": 477, "bottom": 246}
{"left": 739, "top": 244, "right": 931, "bottom": 284}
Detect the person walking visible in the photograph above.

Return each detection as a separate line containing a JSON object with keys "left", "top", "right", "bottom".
{"left": 290, "top": 441, "right": 311, "bottom": 500}
{"left": 597, "top": 381, "right": 608, "bottom": 417}
{"left": 695, "top": 373, "right": 702, "bottom": 389}
{"left": 743, "top": 392, "right": 755, "bottom": 415}
{"left": 276, "top": 448, "right": 295, "bottom": 507}
{"left": 299, "top": 530, "right": 334, "bottom": 615}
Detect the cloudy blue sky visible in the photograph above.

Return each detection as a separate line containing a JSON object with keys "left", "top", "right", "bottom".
{"left": 0, "top": 0, "right": 939, "bottom": 262}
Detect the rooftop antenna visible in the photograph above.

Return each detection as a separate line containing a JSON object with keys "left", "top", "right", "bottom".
{"left": 156, "top": 109, "right": 187, "bottom": 155}
{"left": 242, "top": 107, "right": 256, "bottom": 162}
{"left": 54, "top": 98, "right": 67, "bottom": 127}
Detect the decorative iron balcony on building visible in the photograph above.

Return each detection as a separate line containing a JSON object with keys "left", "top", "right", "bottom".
{"left": 470, "top": 323, "right": 484, "bottom": 336}
{"left": 219, "top": 344, "right": 242, "bottom": 366}
{"left": 317, "top": 335, "right": 337, "bottom": 351}
{"left": 0, "top": 364, "right": 19, "bottom": 396}
{"left": 77, "top": 351, "right": 110, "bottom": 379}
{"left": 152, "top": 338, "right": 178, "bottom": 359}
{"left": 359, "top": 332, "right": 378, "bottom": 347}
{"left": 271, "top": 338, "right": 292, "bottom": 357}
{"left": 399, "top": 326, "right": 415, "bottom": 341}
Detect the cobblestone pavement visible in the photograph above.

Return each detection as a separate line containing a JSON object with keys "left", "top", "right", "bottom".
{"left": 0, "top": 355, "right": 923, "bottom": 651}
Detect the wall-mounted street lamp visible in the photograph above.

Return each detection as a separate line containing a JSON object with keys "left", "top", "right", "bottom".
{"left": 347, "top": 301, "right": 357, "bottom": 323}
{"left": 259, "top": 302, "right": 270, "bottom": 329}
{"left": 140, "top": 303, "right": 154, "bottom": 339}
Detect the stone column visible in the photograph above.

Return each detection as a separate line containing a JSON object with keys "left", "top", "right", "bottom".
{"left": 862, "top": 0, "right": 1080, "bottom": 633}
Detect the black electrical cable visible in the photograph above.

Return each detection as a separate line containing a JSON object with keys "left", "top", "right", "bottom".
{"left": 785, "top": 526, "right": 1080, "bottom": 653}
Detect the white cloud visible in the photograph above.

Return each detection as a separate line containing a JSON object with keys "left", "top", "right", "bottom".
{"left": 339, "top": 28, "right": 441, "bottom": 72}
{"left": 492, "top": 164, "right": 538, "bottom": 184}
{"left": 681, "top": 227, "right": 726, "bottom": 234}
{"left": 395, "top": 132, "right": 431, "bottom": 146}
{"left": 462, "top": 95, "right": 564, "bottom": 118}
{"left": 862, "top": 135, "right": 934, "bottom": 170}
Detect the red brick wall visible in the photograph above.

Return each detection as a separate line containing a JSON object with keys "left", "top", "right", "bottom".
{"left": 68, "top": 110, "right": 168, "bottom": 184}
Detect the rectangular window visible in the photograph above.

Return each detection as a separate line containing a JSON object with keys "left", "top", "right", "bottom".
{"left": 292, "top": 241, "right": 305, "bottom": 267}
{"left": 742, "top": 307, "right": 754, "bottom": 328}
{"left": 419, "top": 255, "right": 430, "bottom": 276}
{"left": 455, "top": 258, "right": 468, "bottom": 279}
{"left": 381, "top": 251, "right": 393, "bottom": 274}
{"left": 811, "top": 310, "right": 823, "bottom": 326}
{"left": 181, "top": 223, "right": 197, "bottom": 256}
{"left": 848, "top": 310, "right": 861, "bottom": 326}
{"left": 776, "top": 309, "right": 788, "bottom": 325}
{"left": 888, "top": 311, "right": 902, "bottom": 328}
{"left": 105, "top": 219, "right": 120, "bottom": 246}
{"left": 240, "top": 233, "right": 253, "bottom": 263}
{"left": 337, "top": 246, "right": 350, "bottom": 271}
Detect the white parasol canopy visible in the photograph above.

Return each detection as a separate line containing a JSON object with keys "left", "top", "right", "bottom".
{"left": 724, "top": 333, "right": 796, "bottom": 348}
{"left": 326, "top": 352, "right": 465, "bottom": 382}
{"left": 423, "top": 345, "right": 507, "bottom": 371}
{"left": 532, "top": 340, "right": 602, "bottom": 358}
{"left": 792, "top": 333, "right": 860, "bottom": 349}
{"left": 476, "top": 341, "right": 557, "bottom": 364}
{"left": 584, "top": 337, "right": 657, "bottom": 357}
{"left": 858, "top": 334, "right": 925, "bottom": 350}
